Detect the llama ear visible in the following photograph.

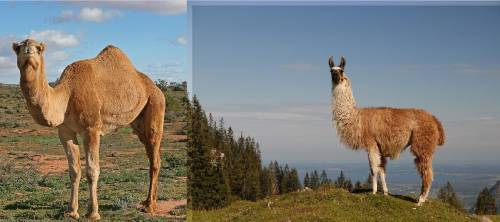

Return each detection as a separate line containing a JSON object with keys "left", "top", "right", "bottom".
{"left": 339, "top": 56, "right": 346, "bottom": 69}
{"left": 328, "top": 56, "right": 335, "bottom": 68}
{"left": 12, "top": 42, "right": 20, "bottom": 54}
{"left": 37, "top": 43, "right": 45, "bottom": 54}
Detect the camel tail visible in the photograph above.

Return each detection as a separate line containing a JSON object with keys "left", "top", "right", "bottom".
{"left": 432, "top": 115, "right": 445, "bottom": 146}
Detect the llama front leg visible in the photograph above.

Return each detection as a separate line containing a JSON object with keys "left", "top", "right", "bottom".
{"left": 379, "top": 156, "right": 388, "bottom": 195}
{"left": 58, "top": 127, "right": 81, "bottom": 219}
{"left": 368, "top": 150, "right": 381, "bottom": 194}
{"left": 83, "top": 128, "right": 101, "bottom": 220}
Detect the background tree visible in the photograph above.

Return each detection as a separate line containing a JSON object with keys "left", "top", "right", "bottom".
{"left": 303, "top": 172, "right": 310, "bottom": 189}
{"left": 437, "top": 181, "right": 463, "bottom": 210}
{"left": 310, "top": 170, "right": 320, "bottom": 190}
{"left": 287, "top": 168, "right": 301, "bottom": 192}
{"left": 475, "top": 187, "right": 497, "bottom": 215}
{"left": 320, "top": 170, "right": 332, "bottom": 186}
{"left": 334, "top": 170, "right": 353, "bottom": 192}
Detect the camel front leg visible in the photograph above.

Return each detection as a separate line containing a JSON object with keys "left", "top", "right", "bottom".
{"left": 58, "top": 127, "right": 81, "bottom": 219}
{"left": 368, "top": 150, "right": 381, "bottom": 194}
{"left": 83, "top": 128, "right": 101, "bottom": 220}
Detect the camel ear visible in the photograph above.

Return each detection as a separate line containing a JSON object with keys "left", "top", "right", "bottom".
{"left": 12, "top": 42, "right": 20, "bottom": 54}
{"left": 37, "top": 43, "right": 45, "bottom": 54}
{"left": 339, "top": 56, "right": 346, "bottom": 69}
{"left": 328, "top": 56, "right": 335, "bottom": 68}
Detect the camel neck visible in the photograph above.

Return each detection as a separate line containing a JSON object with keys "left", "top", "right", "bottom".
{"left": 19, "top": 65, "right": 69, "bottom": 127}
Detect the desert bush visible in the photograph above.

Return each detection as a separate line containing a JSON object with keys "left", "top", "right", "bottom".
{"left": 165, "top": 152, "right": 187, "bottom": 170}
{"left": 110, "top": 194, "right": 134, "bottom": 210}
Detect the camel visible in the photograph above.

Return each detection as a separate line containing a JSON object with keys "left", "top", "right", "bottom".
{"left": 12, "top": 39, "right": 165, "bottom": 220}
{"left": 327, "top": 56, "right": 445, "bottom": 206}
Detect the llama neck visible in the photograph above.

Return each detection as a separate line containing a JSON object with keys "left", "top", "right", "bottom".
{"left": 331, "top": 80, "right": 362, "bottom": 148}
{"left": 20, "top": 63, "right": 69, "bottom": 127}
{"left": 332, "top": 81, "right": 357, "bottom": 122}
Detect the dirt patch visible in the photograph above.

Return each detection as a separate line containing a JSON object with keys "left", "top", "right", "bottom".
{"left": 106, "top": 150, "right": 138, "bottom": 157}
{"left": 155, "top": 199, "right": 187, "bottom": 217}
{"left": 37, "top": 156, "right": 68, "bottom": 174}
{"left": 166, "top": 134, "right": 187, "bottom": 143}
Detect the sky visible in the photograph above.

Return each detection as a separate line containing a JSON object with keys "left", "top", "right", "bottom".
{"left": 192, "top": 5, "right": 500, "bottom": 165}
{"left": 0, "top": 1, "right": 187, "bottom": 84}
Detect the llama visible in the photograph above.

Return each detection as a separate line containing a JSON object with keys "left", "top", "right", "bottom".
{"left": 328, "top": 56, "right": 445, "bottom": 205}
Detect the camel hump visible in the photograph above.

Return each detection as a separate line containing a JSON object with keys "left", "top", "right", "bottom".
{"left": 95, "top": 45, "right": 133, "bottom": 67}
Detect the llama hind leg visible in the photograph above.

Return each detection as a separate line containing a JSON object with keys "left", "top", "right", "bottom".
{"left": 414, "top": 155, "right": 433, "bottom": 206}
{"left": 368, "top": 150, "right": 381, "bottom": 194}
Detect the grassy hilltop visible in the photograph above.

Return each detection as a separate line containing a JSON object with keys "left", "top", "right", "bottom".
{"left": 0, "top": 83, "right": 187, "bottom": 221}
{"left": 191, "top": 186, "right": 499, "bottom": 222}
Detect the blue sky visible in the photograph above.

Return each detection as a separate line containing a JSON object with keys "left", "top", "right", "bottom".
{"left": 0, "top": 1, "right": 187, "bottom": 84}
{"left": 192, "top": 5, "right": 500, "bottom": 164}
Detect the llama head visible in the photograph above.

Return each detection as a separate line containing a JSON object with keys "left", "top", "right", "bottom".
{"left": 328, "top": 56, "right": 346, "bottom": 85}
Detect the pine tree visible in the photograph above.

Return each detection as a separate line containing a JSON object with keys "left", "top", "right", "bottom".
{"left": 335, "top": 171, "right": 353, "bottom": 192}
{"left": 187, "top": 96, "right": 214, "bottom": 209}
{"left": 310, "top": 170, "right": 320, "bottom": 190}
{"left": 287, "top": 168, "right": 301, "bottom": 192}
{"left": 280, "top": 164, "right": 290, "bottom": 194}
{"left": 438, "top": 181, "right": 463, "bottom": 210}
{"left": 354, "top": 181, "right": 362, "bottom": 191}
{"left": 475, "top": 187, "right": 497, "bottom": 215}
{"left": 269, "top": 161, "right": 279, "bottom": 195}
{"left": 303, "top": 172, "right": 310, "bottom": 189}
{"left": 187, "top": 96, "right": 231, "bottom": 210}
{"left": 320, "top": 170, "right": 332, "bottom": 186}
{"left": 260, "top": 167, "right": 272, "bottom": 198}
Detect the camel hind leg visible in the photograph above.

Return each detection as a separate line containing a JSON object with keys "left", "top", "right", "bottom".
{"left": 131, "top": 89, "right": 165, "bottom": 213}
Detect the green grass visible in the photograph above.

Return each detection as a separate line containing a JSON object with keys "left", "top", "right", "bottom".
{"left": 191, "top": 186, "right": 482, "bottom": 222}
{"left": 0, "top": 83, "right": 187, "bottom": 221}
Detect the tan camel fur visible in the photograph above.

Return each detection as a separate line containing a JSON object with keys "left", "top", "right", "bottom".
{"left": 13, "top": 39, "right": 165, "bottom": 220}
{"left": 328, "top": 56, "right": 445, "bottom": 206}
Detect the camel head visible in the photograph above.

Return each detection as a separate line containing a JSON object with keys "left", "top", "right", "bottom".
{"left": 12, "top": 39, "right": 45, "bottom": 76}
{"left": 328, "top": 56, "right": 347, "bottom": 86}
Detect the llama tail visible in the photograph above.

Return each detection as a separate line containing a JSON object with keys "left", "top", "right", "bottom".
{"left": 432, "top": 115, "right": 445, "bottom": 146}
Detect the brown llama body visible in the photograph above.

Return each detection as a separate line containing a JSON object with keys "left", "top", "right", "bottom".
{"left": 328, "top": 56, "right": 444, "bottom": 205}
{"left": 13, "top": 39, "right": 165, "bottom": 220}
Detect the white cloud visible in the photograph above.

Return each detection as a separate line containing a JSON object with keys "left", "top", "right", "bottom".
{"left": 0, "top": 36, "right": 21, "bottom": 81}
{"left": 53, "top": 7, "right": 121, "bottom": 23}
{"left": 175, "top": 36, "right": 187, "bottom": 46}
{"left": 0, "top": 30, "right": 80, "bottom": 83}
{"left": 46, "top": 51, "right": 69, "bottom": 62}
{"left": 209, "top": 104, "right": 330, "bottom": 122}
{"left": 26, "top": 30, "right": 79, "bottom": 48}
{"left": 69, "top": 0, "right": 186, "bottom": 15}
{"left": 78, "top": 7, "right": 121, "bottom": 22}
{"left": 146, "top": 62, "right": 186, "bottom": 82}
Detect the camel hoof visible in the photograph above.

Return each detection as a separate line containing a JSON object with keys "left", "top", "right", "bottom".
{"left": 64, "top": 211, "right": 79, "bottom": 219}
{"left": 85, "top": 212, "right": 101, "bottom": 220}
{"left": 140, "top": 200, "right": 157, "bottom": 213}
{"left": 383, "top": 192, "right": 388, "bottom": 196}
